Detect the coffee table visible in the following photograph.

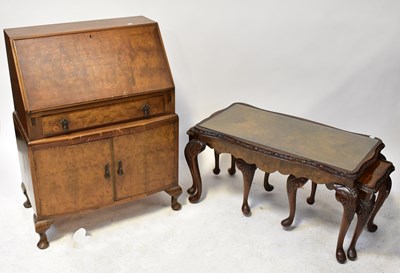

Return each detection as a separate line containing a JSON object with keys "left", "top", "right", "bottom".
{"left": 184, "top": 103, "right": 394, "bottom": 263}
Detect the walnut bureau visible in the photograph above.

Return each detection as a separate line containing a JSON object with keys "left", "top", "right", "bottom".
{"left": 4, "top": 16, "right": 182, "bottom": 249}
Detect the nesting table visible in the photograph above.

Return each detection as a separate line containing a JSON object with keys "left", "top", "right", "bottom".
{"left": 185, "top": 103, "right": 394, "bottom": 263}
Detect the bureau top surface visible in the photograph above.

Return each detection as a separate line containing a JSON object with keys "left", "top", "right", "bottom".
{"left": 197, "top": 103, "right": 381, "bottom": 173}
{"left": 4, "top": 16, "right": 155, "bottom": 38}
{"left": 5, "top": 16, "right": 173, "bottom": 112}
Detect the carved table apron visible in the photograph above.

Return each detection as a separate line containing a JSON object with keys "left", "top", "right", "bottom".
{"left": 184, "top": 103, "right": 392, "bottom": 263}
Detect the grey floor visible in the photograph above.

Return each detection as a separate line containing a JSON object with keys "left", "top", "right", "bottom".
{"left": 1, "top": 151, "right": 399, "bottom": 273}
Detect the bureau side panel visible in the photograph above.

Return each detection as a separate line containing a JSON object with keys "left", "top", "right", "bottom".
{"left": 4, "top": 32, "right": 28, "bottom": 134}
{"left": 15, "top": 127, "right": 38, "bottom": 214}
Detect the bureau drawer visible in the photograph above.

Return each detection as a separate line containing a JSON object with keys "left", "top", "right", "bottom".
{"left": 42, "top": 95, "right": 165, "bottom": 136}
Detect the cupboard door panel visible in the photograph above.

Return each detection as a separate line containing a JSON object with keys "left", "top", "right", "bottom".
{"left": 113, "top": 119, "right": 178, "bottom": 200}
{"left": 34, "top": 139, "right": 113, "bottom": 216}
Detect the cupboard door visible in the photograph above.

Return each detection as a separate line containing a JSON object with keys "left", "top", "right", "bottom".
{"left": 113, "top": 118, "right": 178, "bottom": 201}
{"left": 34, "top": 139, "right": 114, "bottom": 216}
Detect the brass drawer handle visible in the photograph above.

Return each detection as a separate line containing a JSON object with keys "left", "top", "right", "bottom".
{"left": 60, "top": 118, "right": 70, "bottom": 131}
{"left": 117, "top": 160, "right": 124, "bottom": 176}
{"left": 104, "top": 163, "right": 111, "bottom": 179}
{"left": 141, "top": 104, "right": 150, "bottom": 117}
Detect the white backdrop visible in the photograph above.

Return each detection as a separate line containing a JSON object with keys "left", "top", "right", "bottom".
{"left": 0, "top": 1, "right": 399, "bottom": 270}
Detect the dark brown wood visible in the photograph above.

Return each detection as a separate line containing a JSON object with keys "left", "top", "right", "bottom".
{"left": 346, "top": 160, "right": 394, "bottom": 260}
{"left": 307, "top": 182, "right": 318, "bottom": 205}
{"left": 185, "top": 103, "right": 393, "bottom": 263}
{"left": 185, "top": 139, "right": 206, "bottom": 201}
{"left": 228, "top": 155, "right": 236, "bottom": 175}
{"left": 347, "top": 192, "right": 375, "bottom": 261}
{"left": 368, "top": 177, "right": 392, "bottom": 232}
{"left": 263, "top": 173, "right": 274, "bottom": 192}
{"left": 281, "top": 175, "right": 308, "bottom": 227}
{"left": 213, "top": 151, "right": 221, "bottom": 175}
{"left": 190, "top": 103, "right": 384, "bottom": 186}
{"left": 334, "top": 185, "right": 357, "bottom": 264}
{"left": 235, "top": 158, "right": 257, "bottom": 216}
{"left": 5, "top": 17, "right": 180, "bottom": 249}
{"left": 213, "top": 152, "right": 237, "bottom": 175}
{"left": 21, "top": 182, "right": 32, "bottom": 208}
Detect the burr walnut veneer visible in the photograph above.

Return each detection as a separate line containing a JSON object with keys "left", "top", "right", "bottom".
{"left": 5, "top": 16, "right": 181, "bottom": 249}
{"left": 185, "top": 103, "right": 394, "bottom": 263}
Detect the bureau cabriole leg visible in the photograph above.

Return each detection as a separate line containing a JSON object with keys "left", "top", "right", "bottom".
{"left": 263, "top": 173, "right": 274, "bottom": 192}
{"left": 334, "top": 185, "right": 357, "bottom": 264}
{"left": 306, "top": 182, "right": 318, "bottom": 205}
{"left": 213, "top": 151, "right": 220, "bottom": 175}
{"left": 185, "top": 139, "right": 206, "bottom": 202}
{"left": 21, "top": 182, "right": 32, "bottom": 208}
{"left": 347, "top": 192, "right": 375, "bottom": 261}
{"left": 367, "top": 177, "right": 392, "bottom": 232}
{"left": 165, "top": 185, "right": 183, "bottom": 211}
{"left": 281, "top": 175, "right": 308, "bottom": 227}
{"left": 235, "top": 158, "right": 256, "bottom": 216}
{"left": 228, "top": 155, "right": 236, "bottom": 175}
{"left": 33, "top": 214, "right": 54, "bottom": 250}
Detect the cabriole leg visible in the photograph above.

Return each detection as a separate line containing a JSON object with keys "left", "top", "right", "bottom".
{"left": 281, "top": 175, "right": 308, "bottom": 227}
{"left": 228, "top": 155, "right": 236, "bottom": 175}
{"left": 213, "top": 151, "right": 220, "bottom": 175}
{"left": 347, "top": 192, "right": 375, "bottom": 261}
{"left": 185, "top": 138, "right": 206, "bottom": 202}
{"left": 34, "top": 214, "right": 54, "bottom": 250}
{"left": 21, "top": 182, "right": 32, "bottom": 208}
{"left": 263, "top": 172, "right": 274, "bottom": 192}
{"left": 367, "top": 177, "right": 392, "bottom": 232}
{"left": 334, "top": 185, "right": 357, "bottom": 264}
{"left": 236, "top": 158, "right": 256, "bottom": 216}
{"left": 165, "top": 185, "right": 183, "bottom": 211}
{"left": 307, "top": 182, "right": 318, "bottom": 205}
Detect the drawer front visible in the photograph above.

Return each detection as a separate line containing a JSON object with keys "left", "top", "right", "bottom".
{"left": 42, "top": 95, "right": 165, "bottom": 136}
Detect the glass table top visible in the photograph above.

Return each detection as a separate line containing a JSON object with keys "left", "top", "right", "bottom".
{"left": 198, "top": 103, "right": 380, "bottom": 172}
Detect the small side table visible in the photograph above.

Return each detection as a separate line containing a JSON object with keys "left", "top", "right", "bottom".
{"left": 185, "top": 103, "right": 394, "bottom": 263}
